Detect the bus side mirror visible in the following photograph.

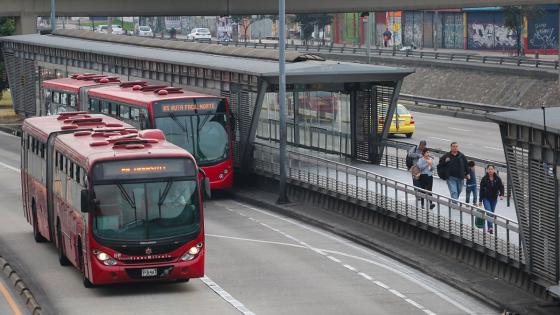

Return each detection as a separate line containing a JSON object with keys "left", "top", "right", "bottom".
{"left": 81, "top": 189, "right": 91, "bottom": 213}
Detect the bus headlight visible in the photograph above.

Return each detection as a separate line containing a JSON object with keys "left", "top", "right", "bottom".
{"left": 95, "top": 251, "right": 117, "bottom": 266}
{"left": 181, "top": 243, "right": 203, "bottom": 261}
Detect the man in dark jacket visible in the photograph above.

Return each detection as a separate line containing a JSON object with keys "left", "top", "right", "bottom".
{"left": 439, "top": 142, "right": 469, "bottom": 200}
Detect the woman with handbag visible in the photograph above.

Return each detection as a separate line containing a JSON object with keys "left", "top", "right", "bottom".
{"left": 478, "top": 165, "right": 504, "bottom": 234}
{"left": 417, "top": 148, "right": 436, "bottom": 209}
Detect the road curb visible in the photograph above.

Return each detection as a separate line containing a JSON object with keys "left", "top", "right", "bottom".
{"left": 0, "top": 256, "right": 43, "bottom": 315}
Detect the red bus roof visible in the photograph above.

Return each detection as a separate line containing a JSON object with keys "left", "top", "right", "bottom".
{"left": 55, "top": 128, "right": 195, "bottom": 169}
{"left": 88, "top": 85, "right": 222, "bottom": 107}
{"left": 42, "top": 75, "right": 120, "bottom": 92}
{"left": 22, "top": 113, "right": 133, "bottom": 143}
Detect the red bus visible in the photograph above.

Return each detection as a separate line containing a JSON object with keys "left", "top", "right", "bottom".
{"left": 42, "top": 74, "right": 120, "bottom": 115}
{"left": 21, "top": 112, "right": 207, "bottom": 287}
{"left": 86, "top": 82, "right": 233, "bottom": 190}
{"left": 41, "top": 76, "right": 233, "bottom": 190}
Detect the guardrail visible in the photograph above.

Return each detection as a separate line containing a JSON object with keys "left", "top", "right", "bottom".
{"left": 174, "top": 36, "right": 559, "bottom": 70}
{"left": 399, "top": 94, "right": 518, "bottom": 113}
{"left": 253, "top": 142, "right": 523, "bottom": 264}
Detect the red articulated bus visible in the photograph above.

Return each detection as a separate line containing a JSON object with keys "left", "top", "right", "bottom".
{"left": 42, "top": 74, "right": 120, "bottom": 115}
{"left": 85, "top": 81, "right": 233, "bottom": 190}
{"left": 21, "top": 112, "right": 207, "bottom": 287}
{"left": 42, "top": 75, "right": 233, "bottom": 190}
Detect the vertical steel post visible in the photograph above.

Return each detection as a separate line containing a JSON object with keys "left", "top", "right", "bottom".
{"left": 365, "top": 13, "right": 371, "bottom": 64}
{"left": 434, "top": 11, "right": 438, "bottom": 51}
{"left": 50, "top": 0, "right": 56, "bottom": 33}
{"left": 277, "top": 0, "right": 289, "bottom": 204}
{"left": 558, "top": 9, "right": 560, "bottom": 86}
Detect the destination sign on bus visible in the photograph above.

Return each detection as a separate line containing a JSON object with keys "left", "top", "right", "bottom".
{"left": 153, "top": 98, "right": 226, "bottom": 117}
{"left": 93, "top": 158, "right": 196, "bottom": 181}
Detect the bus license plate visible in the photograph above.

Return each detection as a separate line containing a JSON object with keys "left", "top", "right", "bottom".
{"left": 141, "top": 268, "right": 157, "bottom": 277}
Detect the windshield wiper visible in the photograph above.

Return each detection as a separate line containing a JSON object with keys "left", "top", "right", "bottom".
{"left": 117, "top": 184, "right": 136, "bottom": 210}
{"left": 168, "top": 112, "right": 188, "bottom": 133}
{"left": 158, "top": 178, "right": 173, "bottom": 207}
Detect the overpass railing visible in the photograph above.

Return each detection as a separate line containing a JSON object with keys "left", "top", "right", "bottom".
{"left": 252, "top": 142, "right": 523, "bottom": 264}
{"left": 179, "top": 37, "right": 559, "bottom": 70}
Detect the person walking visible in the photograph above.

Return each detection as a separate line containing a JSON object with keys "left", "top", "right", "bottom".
{"left": 407, "top": 140, "right": 427, "bottom": 188}
{"left": 478, "top": 165, "right": 504, "bottom": 234}
{"left": 417, "top": 148, "right": 435, "bottom": 209}
{"left": 465, "top": 160, "right": 477, "bottom": 205}
{"left": 438, "top": 142, "right": 469, "bottom": 200}
{"left": 383, "top": 28, "right": 392, "bottom": 47}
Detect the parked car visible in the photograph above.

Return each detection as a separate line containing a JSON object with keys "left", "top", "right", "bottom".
{"left": 377, "top": 104, "right": 416, "bottom": 138}
{"left": 95, "top": 25, "right": 109, "bottom": 33}
{"left": 137, "top": 25, "right": 153, "bottom": 37}
{"left": 187, "top": 28, "right": 212, "bottom": 42}
{"left": 111, "top": 25, "right": 125, "bottom": 35}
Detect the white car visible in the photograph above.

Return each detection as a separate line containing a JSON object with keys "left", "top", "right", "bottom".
{"left": 137, "top": 25, "right": 153, "bottom": 37}
{"left": 111, "top": 25, "right": 125, "bottom": 35}
{"left": 187, "top": 28, "right": 211, "bottom": 42}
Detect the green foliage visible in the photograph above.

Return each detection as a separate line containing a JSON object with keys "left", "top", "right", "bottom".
{"left": 504, "top": 6, "right": 545, "bottom": 56}
{"left": 294, "top": 14, "right": 333, "bottom": 43}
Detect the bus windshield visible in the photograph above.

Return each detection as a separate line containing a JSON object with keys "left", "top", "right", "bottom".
{"left": 91, "top": 158, "right": 200, "bottom": 241}
{"left": 153, "top": 99, "right": 229, "bottom": 166}
{"left": 93, "top": 180, "right": 200, "bottom": 241}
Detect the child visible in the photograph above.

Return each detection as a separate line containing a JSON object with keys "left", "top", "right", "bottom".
{"left": 465, "top": 161, "right": 477, "bottom": 205}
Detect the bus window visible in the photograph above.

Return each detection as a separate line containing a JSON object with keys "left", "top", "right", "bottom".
{"left": 109, "top": 103, "right": 116, "bottom": 116}
{"left": 119, "top": 105, "right": 130, "bottom": 119}
{"left": 69, "top": 94, "right": 77, "bottom": 108}
{"left": 89, "top": 99, "right": 100, "bottom": 112}
{"left": 130, "top": 107, "right": 140, "bottom": 121}
{"left": 101, "top": 101, "right": 110, "bottom": 114}
{"left": 61, "top": 93, "right": 68, "bottom": 106}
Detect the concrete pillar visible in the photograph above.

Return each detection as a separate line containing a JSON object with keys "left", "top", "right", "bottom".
{"left": 16, "top": 13, "right": 37, "bottom": 35}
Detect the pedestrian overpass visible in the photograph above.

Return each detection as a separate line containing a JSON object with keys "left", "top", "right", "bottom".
{"left": 1, "top": 30, "right": 558, "bottom": 301}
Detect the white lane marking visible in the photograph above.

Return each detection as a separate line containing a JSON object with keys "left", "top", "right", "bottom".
{"left": 423, "top": 310, "right": 438, "bottom": 315}
{"left": 226, "top": 205, "right": 435, "bottom": 315}
{"left": 232, "top": 201, "right": 474, "bottom": 315}
{"left": 484, "top": 146, "right": 502, "bottom": 151}
{"left": 447, "top": 127, "right": 471, "bottom": 132}
{"left": 200, "top": 276, "right": 255, "bottom": 315}
{"left": 206, "top": 234, "right": 304, "bottom": 249}
{"left": 429, "top": 136, "right": 452, "bottom": 142}
{"left": 374, "top": 281, "right": 390, "bottom": 289}
{"left": 327, "top": 256, "right": 341, "bottom": 263}
{"left": 406, "top": 299, "right": 425, "bottom": 310}
{"left": 0, "top": 161, "right": 19, "bottom": 173}
{"left": 358, "top": 272, "right": 373, "bottom": 281}
{"left": 389, "top": 289, "right": 406, "bottom": 298}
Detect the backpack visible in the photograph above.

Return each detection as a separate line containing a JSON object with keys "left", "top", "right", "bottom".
{"left": 406, "top": 153, "right": 414, "bottom": 170}
{"left": 437, "top": 157, "right": 449, "bottom": 180}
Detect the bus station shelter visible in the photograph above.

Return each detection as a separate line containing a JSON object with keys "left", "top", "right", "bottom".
{"left": 1, "top": 30, "right": 413, "bottom": 169}
{"left": 488, "top": 108, "right": 560, "bottom": 297}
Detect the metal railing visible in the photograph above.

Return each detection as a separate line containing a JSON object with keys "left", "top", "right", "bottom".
{"left": 399, "top": 94, "right": 517, "bottom": 113}
{"left": 256, "top": 118, "right": 512, "bottom": 203}
{"left": 253, "top": 142, "right": 523, "bottom": 263}
{"left": 176, "top": 37, "right": 559, "bottom": 70}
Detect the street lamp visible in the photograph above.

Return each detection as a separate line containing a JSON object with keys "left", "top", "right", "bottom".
{"left": 50, "top": 0, "right": 56, "bottom": 33}
{"left": 277, "top": 0, "right": 289, "bottom": 204}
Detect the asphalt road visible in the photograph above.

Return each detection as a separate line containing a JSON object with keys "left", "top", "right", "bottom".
{"left": 396, "top": 111, "right": 505, "bottom": 163}
{"left": 0, "top": 130, "right": 499, "bottom": 314}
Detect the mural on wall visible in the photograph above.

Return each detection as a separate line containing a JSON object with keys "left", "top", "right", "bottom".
{"left": 387, "top": 12, "right": 402, "bottom": 46}
{"left": 443, "top": 13, "right": 463, "bottom": 49}
{"left": 528, "top": 10, "right": 559, "bottom": 51}
{"left": 467, "top": 12, "right": 516, "bottom": 50}
{"left": 403, "top": 11, "right": 423, "bottom": 48}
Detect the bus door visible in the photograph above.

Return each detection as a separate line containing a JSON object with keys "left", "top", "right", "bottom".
{"left": 45, "top": 133, "right": 58, "bottom": 240}
{"left": 79, "top": 87, "right": 90, "bottom": 112}
{"left": 21, "top": 134, "right": 29, "bottom": 220}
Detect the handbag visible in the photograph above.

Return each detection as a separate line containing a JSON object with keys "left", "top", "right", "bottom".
{"left": 409, "top": 164, "right": 421, "bottom": 180}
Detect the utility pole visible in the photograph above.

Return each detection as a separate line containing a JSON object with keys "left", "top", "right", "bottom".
{"left": 277, "top": 0, "right": 289, "bottom": 204}
{"left": 50, "top": 0, "right": 56, "bottom": 32}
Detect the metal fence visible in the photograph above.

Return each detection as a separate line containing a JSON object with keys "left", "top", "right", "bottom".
{"left": 252, "top": 142, "right": 524, "bottom": 264}
{"left": 182, "top": 38, "right": 559, "bottom": 70}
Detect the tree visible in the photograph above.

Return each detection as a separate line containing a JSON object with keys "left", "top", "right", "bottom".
{"left": 230, "top": 15, "right": 273, "bottom": 42}
{"left": 294, "top": 14, "right": 332, "bottom": 45}
{"left": 504, "top": 6, "right": 545, "bottom": 56}
{"left": 0, "top": 17, "right": 15, "bottom": 101}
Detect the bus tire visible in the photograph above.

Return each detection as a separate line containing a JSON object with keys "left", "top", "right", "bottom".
{"left": 406, "top": 133, "right": 413, "bottom": 138}
{"left": 32, "top": 202, "right": 46, "bottom": 243}
{"left": 57, "top": 222, "right": 70, "bottom": 266}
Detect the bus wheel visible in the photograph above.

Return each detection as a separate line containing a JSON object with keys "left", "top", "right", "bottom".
{"left": 32, "top": 203, "right": 46, "bottom": 243}
{"left": 406, "top": 133, "right": 413, "bottom": 138}
{"left": 57, "top": 222, "right": 70, "bottom": 266}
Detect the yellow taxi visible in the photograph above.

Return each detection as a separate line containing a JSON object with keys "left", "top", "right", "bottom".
{"left": 378, "top": 104, "right": 416, "bottom": 138}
